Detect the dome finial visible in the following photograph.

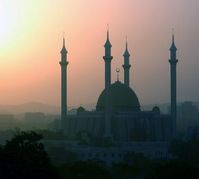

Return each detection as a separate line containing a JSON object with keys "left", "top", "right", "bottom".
{"left": 116, "top": 68, "right": 120, "bottom": 81}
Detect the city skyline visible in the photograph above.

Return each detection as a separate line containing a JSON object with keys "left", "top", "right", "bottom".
{"left": 0, "top": 0, "right": 198, "bottom": 107}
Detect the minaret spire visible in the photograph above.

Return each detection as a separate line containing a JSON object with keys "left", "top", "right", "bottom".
{"left": 61, "top": 35, "right": 67, "bottom": 54}
{"left": 103, "top": 26, "right": 113, "bottom": 89}
{"left": 123, "top": 37, "right": 131, "bottom": 87}
{"left": 63, "top": 32, "right": 66, "bottom": 47}
{"left": 172, "top": 28, "right": 175, "bottom": 43}
{"left": 59, "top": 36, "right": 69, "bottom": 131}
{"left": 169, "top": 32, "right": 178, "bottom": 138}
{"left": 103, "top": 27, "right": 113, "bottom": 139}
{"left": 63, "top": 37, "right": 65, "bottom": 47}
{"left": 107, "top": 24, "right": 109, "bottom": 40}
{"left": 170, "top": 30, "right": 177, "bottom": 52}
{"left": 126, "top": 36, "right": 128, "bottom": 50}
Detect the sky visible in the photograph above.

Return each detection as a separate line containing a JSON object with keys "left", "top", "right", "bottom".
{"left": 0, "top": 0, "right": 198, "bottom": 107}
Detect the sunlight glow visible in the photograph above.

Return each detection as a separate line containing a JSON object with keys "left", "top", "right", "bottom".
{"left": 0, "top": 1, "right": 20, "bottom": 45}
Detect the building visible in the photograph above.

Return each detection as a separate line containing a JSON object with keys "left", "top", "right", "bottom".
{"left": 0, "top": 114, "right": 15, "bottom": 130}
{"left": 47, "top": 30, "right": 180, "bottom": 165}
{"left": 59, "top": 30, "right": 178, "bottom": 142}
{"left": 43, "top": 140, "right": 171, "bottom": 165}
{"left": 24, "top": 112, "right": 47, "bottom": 129}
{"left": 177, "top": 101, "right": 199, "bottom": 132}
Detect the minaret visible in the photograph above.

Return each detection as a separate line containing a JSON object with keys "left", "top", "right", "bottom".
{"left": 103, "top": 28, "right": 113, "bottom": 89}
{"left": 103, "top": 28, "right": 113, "bottom": 139}
{"left": 169, "top": 33, "right": 178, "bottom": 137}
{"left": 59, "top": 37, "right": 68, "bottom": 130}
{"left": 123, "top": 38, "right": 131, "bottom": 87}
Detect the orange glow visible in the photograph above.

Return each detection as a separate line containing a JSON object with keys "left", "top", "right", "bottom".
{"left": 0, "top": 0, "right": 199, "bottom": 107}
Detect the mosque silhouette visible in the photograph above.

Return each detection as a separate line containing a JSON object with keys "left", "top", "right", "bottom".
{"left": 59, "top": 29, "right": 178, "bottom": 142}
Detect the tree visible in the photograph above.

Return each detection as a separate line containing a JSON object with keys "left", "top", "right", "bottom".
{"left": 0, "top": 131, "right": 58, "bottom": 179}
{"left": 150, "top": 161, "right": 199, "bottom": 179}
{"left": 59, "top": 161, "right": 111, "bottom": 179}
{"left": 170, "top": 139, "right": 199, "bottom": 165}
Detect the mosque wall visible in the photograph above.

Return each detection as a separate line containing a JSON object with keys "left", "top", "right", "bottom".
{"left": 64, "top": 111, "right": 172, "bottom": 142}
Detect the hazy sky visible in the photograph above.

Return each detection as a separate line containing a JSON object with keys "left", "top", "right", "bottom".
{"left": 0, "top": 0, "right": 198, "bottom": 107}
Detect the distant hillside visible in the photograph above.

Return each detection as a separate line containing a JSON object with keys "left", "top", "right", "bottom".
{"left": 0, "top": 102, "right": 60, "bottom": 115}
{"left": 0, "top": 101, "right": 198, "bottom": 116}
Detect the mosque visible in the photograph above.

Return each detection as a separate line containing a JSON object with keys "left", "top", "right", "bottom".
{"left": 59, "top": 30, "right": 178, "bottom": 142}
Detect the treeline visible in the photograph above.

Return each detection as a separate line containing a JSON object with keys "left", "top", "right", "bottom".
{"left": 1, "top": 131, "right": 199, "bottom": 178}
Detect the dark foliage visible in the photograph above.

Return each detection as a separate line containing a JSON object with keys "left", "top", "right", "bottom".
{"left": 58, "top": 160, "right": 112, "bottom": 179}
{"left": 150, "top": 161, "right": 199, "bottom": 179}
{"left": 170, "top": 139, "right": 199, "bottom": 165}
{"left": 0, "top": 131, "right": 58, "bottom": 179}
{"left": 36, "top": 129, "right": 66, "bottom": 140}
